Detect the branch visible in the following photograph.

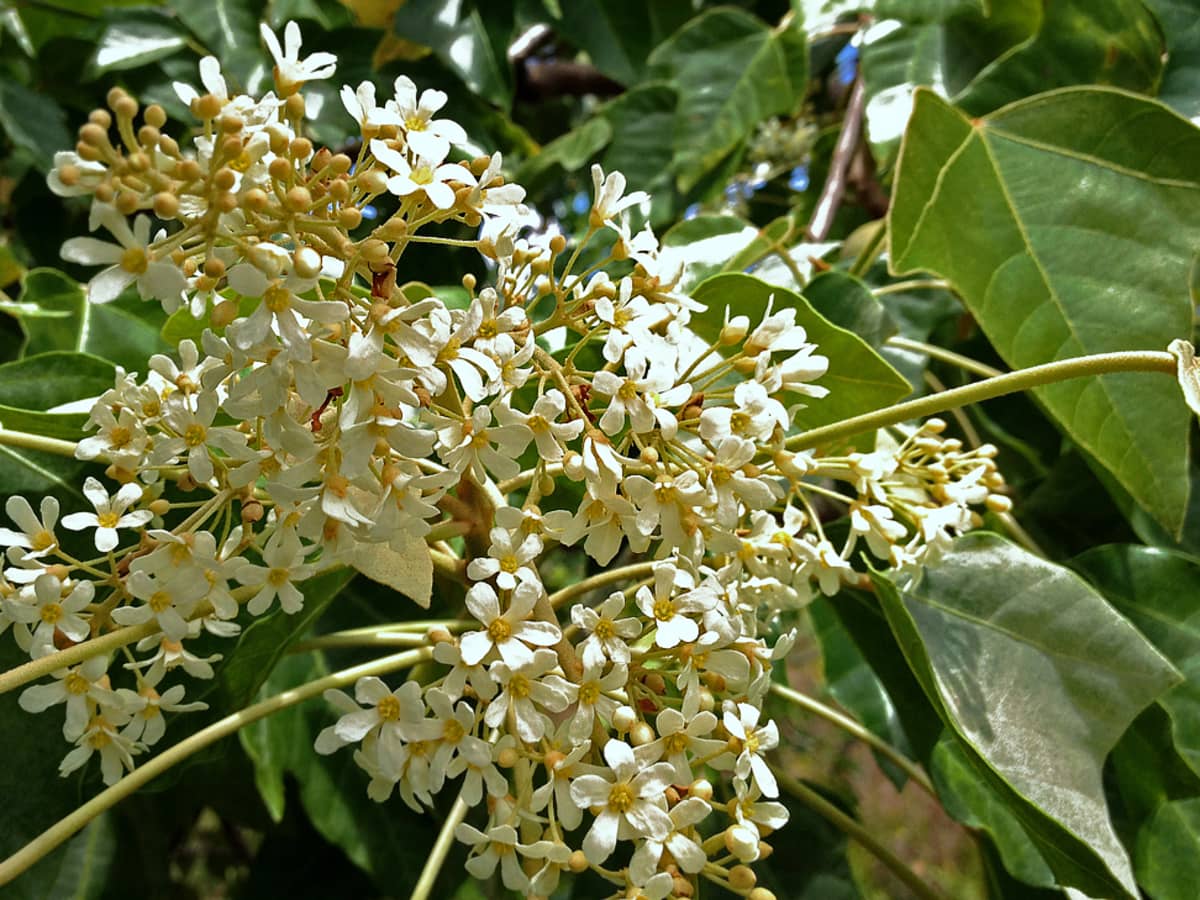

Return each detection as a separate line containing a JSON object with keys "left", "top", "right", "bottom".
{"left": 807, "top": 76, "right": 867, "bottom": 242}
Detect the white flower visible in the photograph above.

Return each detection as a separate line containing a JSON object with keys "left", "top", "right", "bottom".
{"left": 389, "top": 76, "right": 468, "bottom": 160}
{"left": 117, "top": 672, "right": 206, "bottom": 746}
{"left": 567, "top": 661, "right": 625, "bottom": 741}
{"left": 112, "top": 569, "right": 208, "bottom": 641}
{"left": 568, "top": 738, "right": 675, "bottom": 864}
{"left": 465, "top": 527, "right": 543, "bottom": 591}
{"left": 642, "top": 706, "right": 726, "bottom": 784}
{"left": 494, "top": 390, "right": 582, "bottom": 462}
{"left": 0, "top": 495, "right": 60, "bottom": 559}
{"left": 592, "top": 348, "right": 689, "bottom": 438}
{"left": 236, "top": 529, "right": 316, "bottom": 615}
{"left": 7, "top": 574, "right": 92, "bottom": 654}
{"left": 723, "top": 701, "right": 780, "bottom": 798}
{"left": 455, "top": 823, "right": 531, "bottom": 892}
{"left": 61, "top": 477, "right": 151, "bottom": 553}
{"left": 315, "top": 678, "right": 437, "bottom": 755}
{"left": 629, "top": 795, "right": 711, "bottom": 883}
{"left": 60, "top": 713, "right": 140, "bottom": 786}
{"left": 340, "top": 80, "right": 401, "bottom": 131}
{"left": 571, "top": 591, "right": 641, "bottom": 669}
{"left": 60, "top": 207, "right": 187, "bottom": 308}
{"left": 225, "top": 263, "right": 347, "bottom": 361}
{"left": 483, "top": 648, "right": 574, "bottom": 742}
{"left": 370, "top": 139, "right": 475, "bottom": 210}
{"left": 19, "top": 655, "right": 116, "bottom": 741}
{"left": 173, "top": 55, "right": 228, "bottom": 107}
{"left": 634, "top": 563, "right": 713, "bottom": 650}
{"left": 461, "top": 580, "right": 561, "bottom": 667}
{"left": 590, "top": 164, "right": 648, "bottom": 226}
{"left": 260, "top": 21, "right": 336, "bottom": 93}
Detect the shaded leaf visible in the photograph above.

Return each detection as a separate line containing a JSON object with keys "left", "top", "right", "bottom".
{"left": 890, "top": 88, "right": 1196, "bottom": 534}
{"left": 1072, "top": 544, "right": 1200, "bottom": 780}
{"left": 516, "top": 116, "right": 612, "bottom": 191}
{"left": 1135, "top": 798, "right": 1200, "bottom": 900}
{"left": 597, "top": 82, "right": 678, "bottom": 203}
{"left": 0, "top": 352, "right": 114, "bottom": 440}
{"left": 168, "top": 0, "right": 264, "bottom": 87}
{"left": 88, "top": 11, "right": 188, "bottom": 75}
{"left": 18, "top": 269, "right": 171, "bottom": 373}
{"left": 874, "top": 532, "right": 1181, "bottom": 897}
{"left": 803, "top": 271, "right": 897, "bottom": 348}
{"left": 649, "top": 8, "right": 804, "bottom": 192}
{"left": 1144, "top": 0, "right": 1200, "bottom": 124}
{"left": 0, "top": 79, "right": 71, "bottom": 173}
{"left": 391, "top": 0, "right": 511, "bottom": 106}
{"left": 689, "top": 274, "right": 910, "bottom": 431}
{"left": 549, "top": 0, "right": 694, "bottom": 85}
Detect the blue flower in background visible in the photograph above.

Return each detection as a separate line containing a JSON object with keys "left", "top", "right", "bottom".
{"left": 683, "top": 203, "right": 701, "bottom": 220}
{"left": 788, "top": 165, "right": 810, "bottom": 192}
{"left": 571, "top": 191, "right": 590, "bottom": 215}
{"left": 835, "top": 43, "right": 858, "bottom": 86}
{"left": 360, "top": 204, "right": 378, "bottom": 220}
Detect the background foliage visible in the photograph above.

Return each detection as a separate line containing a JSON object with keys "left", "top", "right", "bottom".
{"left": 2, "top": 0, "right": 1200, "bottom": 897}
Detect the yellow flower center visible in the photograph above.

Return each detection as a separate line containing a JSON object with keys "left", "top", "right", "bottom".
{"left": 665, "top": 731, "right": 690, "bottom": 754}
{"left": 184, "top": 423, "right": 207, "bottom": 447}
{"left": 443, "top": 719, "right": 465, "bottom": 743}
{"left": 608, "top": 783, "right": 635, "bottom": 814}
{"left": 528, "top": 415, "right": 549, "bottom": 433}
{"left": 97, "top": 511, "right": 121, "bottom": 529}
{"left": 499, "top": 555, "right": 520, "bottom": 574}
{"left": 40, "top": 603, "right": 63, "bottom": 624}
{"left": 477, "top": 318, "right": 497, "bottom": 338}
{"left": 579, "top": 681, "right": 601, "bottom": 705}
{"left": 65, "top": 672, "right": 90, "bottom": 695}
{"left": 488, "top": 617, "right": 513, "bottom": 642}
{"left": 613, "top": 308, "right": 633, "bottom": 328}
{"left": 745, "top": 732, "right": 760, "bottom": 754}
{"left": 404, "top": 115, "right": 427, "bottom": 132}
{"left": 730, "top": 411, "right": 750, "bottom": 431}
{"left": 377, "top": 694, "right": 401, "bottom": 721}
{"left": 508, "top": 673, "right": 531, "bottom": 700}
{"left": 264, "top": 284, "right": 292, "bottom": 313}
{"left": 617, "top": 381, "right": 638, "bottom": 402}
{"left": 149, "top": 590, "right": 172, "bottom": 613}
{"left": 410, "top": 165, "right": 434, "bottom": 186}
{"left": 120, "top": 246, "right": 149, "bottom": 275}
{"left": 593, "top": 618, "right": 614, "bottom": 640}
{"left": 652, "top": 597, "right": 675, "bottom": 621}
{"left": 109, "top": 425, "right": 133, "bottom": 449}
{"left": 31, "top": 529, "right": 55, "bottom": 551}
{"left": 268, "top": 568, "right": 290, "bottom": 587}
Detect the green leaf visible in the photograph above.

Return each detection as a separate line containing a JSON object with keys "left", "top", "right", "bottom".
{"left": 351, "top": 533, "right": 433, "bottom": 610}
{"left": 1135, "top": 798, "right": 1200, "bottom": 900}
{"left": 1144, "top": 0, "right": 1200, "bottom": 123}
{"left": 952, "top": 1, "right": 1165, "bottom": 116}
{"left": 6, "top": 816, "right": 117, "bottom": 900}
{"left": 0, "top": 79, "right": 71, "bottom": 173}
{"left": 874, "top": 532, "right": 1181, "bottom": 898}
{"left": 0, "top": 352, "right": 115, "bottom": 439}
{"left": 18, "top": 269, "right": 171, "bottom": 372}
{"left": 211, "top": 567, "right": 356, "bottom": 712}
{"left": 649, "top": 8, "right": 805, "bottom": 193}
{"left": 860, "top": 20, "right": 949, "bottom": 165}
{"left": 802, "top": 271, "right": 897, "bottom": 348}
{"left": 689, "top": 274, "right": 911, "bottom": 431}
{"left": 889, "top": 88, "right": 1196, "bottom": 534}
{"left": 391, "top": 0, "right": 511, "bottom": 107}
{"left": 516, "top": 116, "right": 612, "bottom": 191}
{"left": 240, "top": 652, "right": 452, "bottom": 889}
{"left": 87, "top": 10, "right": 188, "bottom": 75}
{"left": 168, "top": 0, "right": 264, "bottom": 87}
{"left": 548, "top": 0, "right": 695, "bottom": 85}
{"left": 930, "top": 736, "right": 1056, "bottom": 888}
{"left": 1072, "top": 544, "right": 1200, "bottom": 781}
{"left": 597, "top": 83, "right": 678, "bottom": 201}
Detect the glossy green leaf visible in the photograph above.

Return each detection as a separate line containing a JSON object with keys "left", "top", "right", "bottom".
{"left": 930, "top": 736, "right": 1056, "bottom": 888}
{"left": 598, "top": 83, "right": 678, "bottom": 201}
{"left": 549, "top": 0, "right": 694, "bottom": 85}
{"left": 0, "top": 79, "right": 71, "bottom": 173}
{"left": 17, "top": 269, "right": 171, "bottom": 373}
{"left": 1135, "top": 798, "right": 1200, "bottom": 900}
{"left": 1072, "top": 544, "right": 1200, "bottom": 780}
{"left": 210, "top": 567, "right": 356, "bottom": 712}
{"left": 1144, "top": 0, "right": 1200, "bottom": 124}
{"left": 953, "top": 1, "right": 1164, "bottom": 116}
{"left": 516, "top": 116, "right": 612, "bottom": 191}
{"left": 874, "top": 532, "right": 1181, "bottom": 897}
{"left": 648, "top": 8, "right": 804, "bottom": 192}
{"left": 88, "top": 12, "right": 188, "bottom": 75}
{"left": 860, "top": 20, "right": 948, "bottom": 164}
{"left": 890, "top": 88, "right": 1196, "bottom": 534}
{"left": 391, "top": 0, "right": 511, "bottom": 107}
{"left": 0, "top": 352, "right": 114, "bottom": 439}
{"left": 803, "top": 271, "right": 897, "bottom": 348}
{"left": 169, "top": 0, "right": 264, "bottom": 87}
{"left": 689, "top": 274, "right": 910, "bottom": 431}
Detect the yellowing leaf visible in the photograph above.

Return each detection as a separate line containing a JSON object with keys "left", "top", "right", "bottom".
{"left": 352, "top": 533, "right": 433, "bottom": 609}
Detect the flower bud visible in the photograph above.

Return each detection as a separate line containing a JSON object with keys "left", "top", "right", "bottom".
{"left": 630, "top": 721, "right": 655, "bottom": 746}
{"left": 689, "top": 778, "right": 713, "bottom": 801}
{"left": 729, "top": 865, "right": 757, "bottom": 891}
{"left": 568, "top": 850, "right": 589, "bottom": 873}
{"left": 612, "top": 705, "right": 636, "bottom": 733}
{"left": 293, "top": 246, "right": 322, "bottom": 279}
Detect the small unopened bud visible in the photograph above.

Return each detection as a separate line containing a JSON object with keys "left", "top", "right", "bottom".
{"left": 630, "top": 721, "right": 654, "bottom": 746}
{"left": 639, "top": 446, "right": 659, "bottom": 465}
{"left": 562, "top": 451, "right": 585, "bottom": 481}
{"left": 148, "top": 498, "right": 171, "bottom": 517}
{"left": 360, "top": 239, "right": 389, "bottom": 263}
{"left": 137, "top": 125, "right": 160, "bottom": 147}
{"left": 729, "top": 865, "right": 757, "bottom": 891}
{"left": 721, "top": 319, "right": 748, "bottom": 345}
{"left": 79, "top": 122, "right": 109, "bottom": 146}
{"left": 924, "top": 417, "right": 947, "bottom": 434}
{"left": 285, "top": 185, "right": 312, "bottom": 211}
{"left": 748, "top": 889, "right": 777, "bottom": 900}
{"left": 337, "top": 206, "right": 362, "bottom": 229}
{"left": 549, "top": 234, "right": 567, "bottom": 255}
{"left": 285, "top": 93, "right": 306, "bottom": 121}
{"left": 213, "top": 167, "right": 236, "bottom": 191}
{"left": 193, "top": 93, "right": 223, "bottom": 121}
{"left": 612, "top": 705, "right": 636, "bottom": 733}
{"left": 153, "top": 192, "right": 179, "bottom": 219}
{"left": 985, "top": 493, "right": 1012, "bottom": 513}
{"left": 293, "top": 246, "right": 322, "bottom": 279}
{"left": 568, "top": 850, "right": 589, "bottom": 873}
{"left": 426, "top": 627, "right": 453, "bottom": 645}
{"left": 672, "top": 875, "right": 694, "bottom": 897}
{"left": 240, "top": 500, "right": 264, "bottom": 523}
{"left": 643, "top": 672, "right": 666, "bottom": 694}
{"left": 697, "top": 688, "right": 715, "bottom": 713}
{"left": 496, "top": 746, "right": 519, "bottom": 768}
{"left": 689, "top": 778, "right": 713, "bottom": 802}
{"left": 144, "top": 104, "right": 166, "bottom": 128}
{"left": 212, "top": 299, "right": 239, "bottom": 328}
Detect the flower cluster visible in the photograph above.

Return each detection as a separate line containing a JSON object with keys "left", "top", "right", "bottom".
{"left": 2, "top": 20, "right": 1008, "bottom": 899}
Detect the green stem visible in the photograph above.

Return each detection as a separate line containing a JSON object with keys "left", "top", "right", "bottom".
{"left": 0, "top": 621, "right": 160, "bottom": 695}
{"left": 848, "top": 219, "right": 887, "bottom": 279}
{"left": 774, "top": 769, "right": 947, "bottom": 900}
{"left": 548, "top": 561, "right": 658, "bottom": 610}
{"left": 786, "top": 350, "right": 1175, "bottom": 451}
{"left": 0, "top": 647, "right": 433, "bottom": 887}
{"left": 411, "top": 792, "right": 469, "bottom": 900}
{"left": 0, "top": 428, "right": 80, "bottom": 458}
{"left": 770, "top": 683, "right": 934, "bottom": 796}
{"left": 873, "top": 278, "right": 952, "bottom": 296}
{"left": 290, "top": 631, "right": 429, "bottom": 652}
{"left": 885, "top": 336, "right": 1004, "bottom": 379}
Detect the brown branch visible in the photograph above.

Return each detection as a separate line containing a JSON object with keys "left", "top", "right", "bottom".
{"left": 807, "top": 76, "right": 867, "bottom": 242}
